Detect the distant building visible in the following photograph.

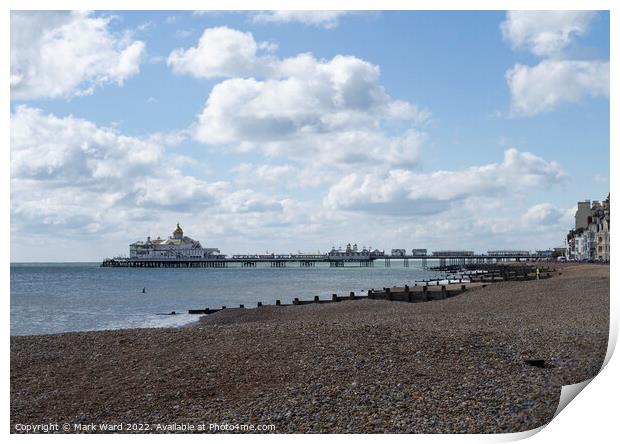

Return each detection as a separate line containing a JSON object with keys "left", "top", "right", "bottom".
{"left": 391, "top": 249, "right": 406, "bottom": 256}
{"left": 432, "top": 250, "right": 474, "bottom": 257}
{"left": 575, "top": 201, "right": 593, "bottom": 230}
{"left": 487, "top": 250, "right": 530, "bottom": 257}
{"left": 129, "top": 223, "right": 222, "bottom": 259}
{"left": 552, "top": 247, "right": 567, "bottom": 257}
{"left": 596, "top": 219, "right": 610, "bottom": 261}
{"left": 411, "top": 249, "right": 427, "bottom": 256}
{"left": 567, "top": 194, "right": 610, "bottom": 261}
{"left": 328, "top": 243, "right": 384, "bottom": 259}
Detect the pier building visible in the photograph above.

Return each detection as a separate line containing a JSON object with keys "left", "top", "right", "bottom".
{"left": 328, "top": 243, "right": 384, "bottom": 260}
{"left": 129, "top": 223, "right": 222, "bottom": 259}
{"left": 487, "top": 250, "right": 530, "bottom": 257}
{"left": 432, "top": 250, "right": 474, "bottom": 257}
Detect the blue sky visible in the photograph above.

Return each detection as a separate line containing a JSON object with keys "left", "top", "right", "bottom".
{"left": 10, "top": 10, "right": 610, "bottom": 261}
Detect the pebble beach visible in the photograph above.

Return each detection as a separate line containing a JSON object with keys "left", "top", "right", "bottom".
{"left": 10, "top": 263, "right": 609, "bottom": 433}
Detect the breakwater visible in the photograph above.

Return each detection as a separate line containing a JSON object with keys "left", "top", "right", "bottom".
{"left": 187, "top": 265, "right": 556, "bottom": 315}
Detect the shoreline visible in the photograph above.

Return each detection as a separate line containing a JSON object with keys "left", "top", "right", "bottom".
{"left": 8, "top": 265, "right": 544, "bottom": 338}
{"left": 11, "top": 263, "right": 609, "bottom": 433}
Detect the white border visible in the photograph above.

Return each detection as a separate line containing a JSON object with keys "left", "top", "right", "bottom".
{"left": 4, "top": 1, "right": 616, "bottom": 443}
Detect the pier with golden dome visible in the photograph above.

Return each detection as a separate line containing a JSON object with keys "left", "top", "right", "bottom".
{"left": 101, "top": 223, "right": 545, "bottom": 268}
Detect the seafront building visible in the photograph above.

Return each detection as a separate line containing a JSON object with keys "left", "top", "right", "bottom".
{"left": 129, "top": 223, "right": 223, "bottom": 259}
{"left": 328, "top": 243, "right": 384, "bottom": 259}
{"left": 566, "top": 194, "right": 610, "bottom": 261}
{"left": 575, "top": 201, "right": 594, "bottom": 230}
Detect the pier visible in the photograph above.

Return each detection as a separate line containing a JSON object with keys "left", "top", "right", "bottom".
{"left": 101, "top": 253, "right": 544, "bottom": 268}
{"left": 107, "top": 224, "right": 549, "bottom": 269}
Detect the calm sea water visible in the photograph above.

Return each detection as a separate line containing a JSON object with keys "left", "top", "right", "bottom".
{"left": 10, "top": 262, "right": 446, "bottom": 336}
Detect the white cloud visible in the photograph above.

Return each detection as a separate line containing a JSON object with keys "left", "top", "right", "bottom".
{"left": 501, "top": 11, "right": 597, "bottom": 57}
{"left": 132, "top": 172, "right": 221, "bottom": 209}
{"left": 11, "top": 11, "right": 145, "bottom": 100}
{"left": 501, "top": 11, "right": 609, "bottom": 117}
{"left": 11, "top": 106, "right": 161, "bottom": 182}
{"left": 168, "top": 28, "right": 430, "bottom": 169}
{"left": 10, "top": 107, "right": 571, "bottom": 259}
{"left": 241, "top": 129, "right": 425, "bottom": 169}
{"left": 506, "top": 59, "right": 609, "bottom": 116}
{"left": 11, "top": 107, "right": 291, "bottom": 247}
{"left": 192, "top": 55, "right": 389, "bottom": 141}
{"left": 233, "top": 163, "right": 298, "bottom": 186}
{"left": 218, "top": 189, "right": 284, "bottom": 213}
{"left": 251, "top": 11, "right": 349, "bottom": 29}
{"left": 522, "top": 203, "right": 573, "bottom": 226}
{"left": 593, "top": 174, "right": 609, "bottom": 184}
{"left": 324, "top": 149, "right": 566, "bottom": 215}
{"left": 167, "top": 26, "right": 272, "bottom": 79}
{"left": 11, "top": 107, "right": 207, "bottom": 230}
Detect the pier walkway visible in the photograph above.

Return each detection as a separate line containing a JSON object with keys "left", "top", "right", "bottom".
{"left": 101, "top": 254, "right": 543, "bottom": 268}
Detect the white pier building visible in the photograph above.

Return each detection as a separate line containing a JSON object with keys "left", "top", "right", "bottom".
{"left": 328, "top": 243, "right": 384, "bottom": 260}
{"left": 129, "top": 223, "right": 222, "bottom": 259}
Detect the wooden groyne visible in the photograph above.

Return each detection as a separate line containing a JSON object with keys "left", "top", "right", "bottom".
{"left": 432, "top": 264, "right": 557, "bottom": 281}
{"left": 186, "top": 265, "right": 557, "bottom": 315}
{"left": 186, "top": 284, "right": 471, "bottom": 315}
{"left": 184, "top": 265, "right": 557, "bottom": 315}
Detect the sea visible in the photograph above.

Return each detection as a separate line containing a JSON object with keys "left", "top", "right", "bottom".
{"left": 10, "top": 261, "right": 447, "bottom": 336}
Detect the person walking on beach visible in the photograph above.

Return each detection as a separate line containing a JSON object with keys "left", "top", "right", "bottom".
{"left": 535, "top": 267, "right": 540, "bottom": 280}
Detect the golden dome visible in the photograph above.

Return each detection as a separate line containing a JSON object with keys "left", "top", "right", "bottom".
{"left": 173, "top": 223, "right": 183, "bottom": 234}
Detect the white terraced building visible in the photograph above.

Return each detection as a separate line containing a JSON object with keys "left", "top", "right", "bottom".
{"left": 129, "top": 223, "right": 222, "bottom": 259}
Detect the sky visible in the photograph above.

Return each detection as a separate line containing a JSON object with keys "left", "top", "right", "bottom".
{"left": 9, "top": 10, "right": 610, "bottom": 261}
